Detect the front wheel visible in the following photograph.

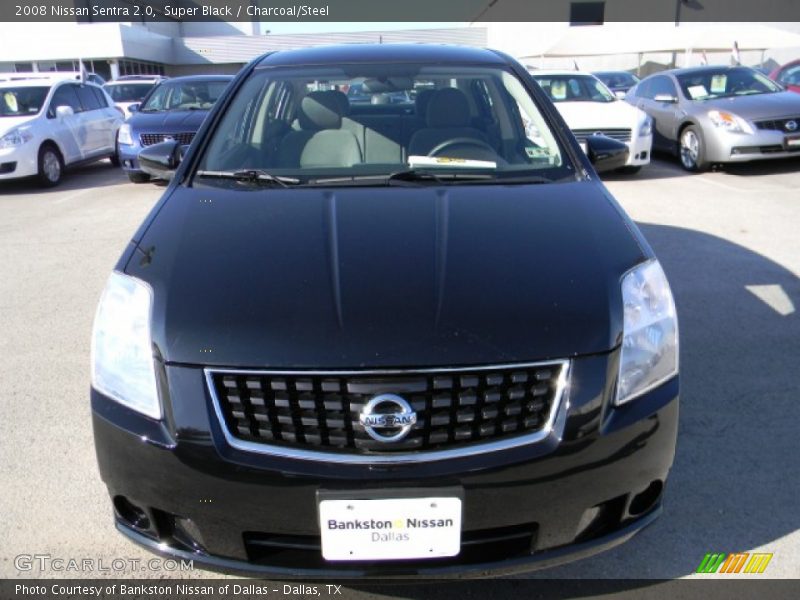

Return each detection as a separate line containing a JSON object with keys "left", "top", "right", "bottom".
{"left": 37, "top": 144, "right": 63, "bottom": 187}
{"left": 110, "top": 143, "right": 121, "bottom": 167}
{"left": 679, "top": 126, "right": 709, "bottom": 172}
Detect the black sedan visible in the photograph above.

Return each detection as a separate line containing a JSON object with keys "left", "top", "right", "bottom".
{"left": 90, "top": 43, "right": 679, "bottom": 578}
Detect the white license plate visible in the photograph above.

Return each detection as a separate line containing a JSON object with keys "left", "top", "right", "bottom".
{"left": 319, "top": 497, "right": 462, "bottom": 561}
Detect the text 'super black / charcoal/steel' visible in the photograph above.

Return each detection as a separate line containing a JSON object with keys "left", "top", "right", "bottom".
{"left": 90, "top": 44, "right": 679, "bottom": 577}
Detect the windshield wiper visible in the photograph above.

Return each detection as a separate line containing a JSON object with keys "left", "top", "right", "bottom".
{"left": 196, "top": 169, "right": 301, "bottom": 187}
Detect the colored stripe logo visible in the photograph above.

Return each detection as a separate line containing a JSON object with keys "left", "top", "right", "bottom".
{"left": 696, "top": 552, "right": 773, "bottom": 574}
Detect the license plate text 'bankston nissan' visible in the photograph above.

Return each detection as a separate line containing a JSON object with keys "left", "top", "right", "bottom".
{"left": 91, "top": 43, "right": 679, "bottom": 577}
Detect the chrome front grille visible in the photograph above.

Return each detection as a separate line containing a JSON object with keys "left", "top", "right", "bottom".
{"left": 139, "top": 132, "right": 196, "bottom": 147}
{"left": 571, "top": 128, "right": 632, "bottom": 143}
{"left": 206, "top": 361, "right": 569, "bottom": 461}
{"left": 754, "top": 116, "right": 800, "bottom": 132}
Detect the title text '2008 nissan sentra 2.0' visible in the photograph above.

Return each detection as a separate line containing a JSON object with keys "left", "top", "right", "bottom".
{"left": 90, "top": 44, "right": 679, "bottom": 578}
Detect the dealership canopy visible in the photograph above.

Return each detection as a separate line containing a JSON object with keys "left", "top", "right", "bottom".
{"left": 529, "top": 24, "right": 800, "bottom": 58}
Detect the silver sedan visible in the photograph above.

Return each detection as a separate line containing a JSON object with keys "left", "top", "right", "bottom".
{"left": 626, "top": 66, "right": 800, "bottom": 171}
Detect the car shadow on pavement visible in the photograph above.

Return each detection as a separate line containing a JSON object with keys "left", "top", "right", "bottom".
{"left": 0, "top": 160, "right": 127, "bottom": 195}
{"left": 346, "top": 223, "right": 800, "bottom": 592}
{"left": 601, "top": 157, "right": 688, "bottom": 182}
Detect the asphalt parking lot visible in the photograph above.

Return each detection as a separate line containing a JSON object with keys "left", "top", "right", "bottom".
{"left": 1, "top": 156, "right": 799, "bottom": 587}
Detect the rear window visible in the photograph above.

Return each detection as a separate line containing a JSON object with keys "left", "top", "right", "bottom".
{"left": 104, "top": 83, "right": 154, "bottom": 102}
{"left": 196, "top": 63, "right": 573, "bottom": 185}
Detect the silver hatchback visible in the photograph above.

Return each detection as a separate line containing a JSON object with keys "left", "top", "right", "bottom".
{"left": 626, "top": 66, "right": 800, "bottom": 171}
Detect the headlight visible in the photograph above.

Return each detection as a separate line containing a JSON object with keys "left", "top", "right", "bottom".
{"left": 708, "top": 110, "right": 753, "bottom": 134}
{"left": 91, "top": 271, "right": 160, "bottom": 419}
{"left": 0, "top": 128, "right": 33, "bottom": 149}
{"left": 117, "top": 123, "right": 133, "bottom": 146}
{"left": 615, "top": 260, "right": 678, "bottom": 405}
{"left": 639, "top": 115, "right": 653, "bottom": 137}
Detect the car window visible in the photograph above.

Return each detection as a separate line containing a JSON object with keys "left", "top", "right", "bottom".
{"left": 90, "top": 86, "right": 110, "bottom": 108}
{"left": 197, "top": 64, "right": 573, "bottom": 185}
{"left": 48, "top": 83, "right": 82, "bottom": 116}
{"left": 649, "top": 76, "right": 677, "bottom": 99}
{"left": 141, "top": 80, "right": 229, "bottom": 112}
{"left": 0, "top": 86, "right": 49, "bottom": 117}
{"left": 104, "top": 83, "right": 154, "bottom": 102}
{"left": 76, "top": 85, "right": 103, "bottom": 111}
{"left": 779, "top": 65, "right": 800, "bottom": 86}
{"left": 532, "top": 75, "right": 615, "bottom": 103}
{"left": 676, "top": 67, "right": 781, "bottom": 100}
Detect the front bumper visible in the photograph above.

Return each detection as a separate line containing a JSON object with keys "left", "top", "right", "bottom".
{"left": 117, "top": 142, "right": 143, "bottom": 173}
{"left": 625, "top": 133, "right": 653, "bottom": 166}
{"left": 0, "top": 142, "right": 39, "bottom": 180}
{"left": 703, "top": 127, "right": 800, "bottom": 163}
{"left": 92, "top": 353, "right": 679, "bottom": 578}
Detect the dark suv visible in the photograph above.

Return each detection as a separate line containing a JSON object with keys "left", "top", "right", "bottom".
{"left": 91, "top": 44, "right": 679, "bottom": 577}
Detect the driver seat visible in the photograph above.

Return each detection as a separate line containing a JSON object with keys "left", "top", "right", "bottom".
{"left": 407, "top": 88, "right": 488, "bottom": 157}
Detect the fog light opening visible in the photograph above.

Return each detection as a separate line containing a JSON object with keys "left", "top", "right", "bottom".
{"left": 113, "top": 495, "right": 151, "bottom": 531}
{"left": 628, "top": 480, "right": 663, "bottom": 517}
{"left": 172, "top": 516, "right": 206, "bottom": 553}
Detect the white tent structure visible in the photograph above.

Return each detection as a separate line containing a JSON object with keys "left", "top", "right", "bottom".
{"left": 522, "top": 24, "right": 800, "bottom": 72}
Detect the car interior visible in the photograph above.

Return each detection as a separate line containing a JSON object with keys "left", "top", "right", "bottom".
{"left": 201, "top": 68, "right": 564, "bottom": 177}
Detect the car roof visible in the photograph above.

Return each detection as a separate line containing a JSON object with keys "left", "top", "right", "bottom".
{"left": 530, "top": 70, "right": 596, "bottom": 77}
{"left": 156, "top": 74, "right": 233, "bottom": 83}
{"left": 256, "top": 44, "right": 508, "bottom": 68}
{"left": 653, "top": 65, "right": 754, "bottom": 78}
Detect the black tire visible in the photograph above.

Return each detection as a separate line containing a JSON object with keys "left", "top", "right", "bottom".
{"left": 37, "top": 144, "right": 63, "bottom": 187}
{"left": 679, "top": 125, "right": 709, "bottom": 172}
{"left": 110, "top": 143, "right": 121, "bottom": 167}
{"left": 616, "top": 166, "right": 642, "bottom": 175}
{"left": 128, "top": 172, "right": 150, "bottom": 184}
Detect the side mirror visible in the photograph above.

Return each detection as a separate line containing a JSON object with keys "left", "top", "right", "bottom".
{"left": 128, "top": 103, "right": 140, "bottom": 113}
{"left": 653, "top": 93, "right": 677, "bottom": 104}
{"left": 55, "top": 105, "right": 74, "bottom": 119}
{"left": 138, "top": 140, "right": 182, "bottom": 181}
{"left": 585, "top": 135, "right": 629, "bottom": 173}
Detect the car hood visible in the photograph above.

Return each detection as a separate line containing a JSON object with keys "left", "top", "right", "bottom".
{"left": 555, "top": 100, "right": 644, "bottom": 130}
{"left": 127, "top": 182, "right": 647, "bottom": 368}
{"left": 128, "top": 109, "right": 208, "bottom": 131}
{"left": 693, "top": 91, "right": 800, "bottom": 119}
{"left": 0, "top": 115, "right": 37, "bottom": 136}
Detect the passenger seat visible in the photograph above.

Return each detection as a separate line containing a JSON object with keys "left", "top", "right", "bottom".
{"left": 277, "top": 91, "right": 362, "bottom": 168}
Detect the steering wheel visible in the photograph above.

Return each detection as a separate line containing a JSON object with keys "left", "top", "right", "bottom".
{"left": 427, "top": 137, "right": 497, "bottom": 157}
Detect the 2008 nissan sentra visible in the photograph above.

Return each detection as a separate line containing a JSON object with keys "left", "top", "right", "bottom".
{"left": 90, "top": 44, "right": 679, "bottom": 578}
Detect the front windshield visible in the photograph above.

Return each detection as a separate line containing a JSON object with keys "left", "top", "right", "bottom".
{"left": 197, "top": 64, "right": 572, "bottom": 185}
{"left": 141, "top": 80, "right": 228, "bottom": 112}
{"left": 676, "top": 68, "right": 781, "bottom": 101}
{"left": 533, "top": 75, "right": 616, "bottom": 103}
{"left": 0, "top": 86, "right": 49, "bottom": 117}
{"left": 104, "top": 83, "right": 153, "bottom": 102}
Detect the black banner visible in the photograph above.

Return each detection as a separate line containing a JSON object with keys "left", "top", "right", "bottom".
{"left": 3, "top": 0, "right": 800, "bottom": 23}
{"left": 3, "top": 580, "right": 800, "bottom": 600}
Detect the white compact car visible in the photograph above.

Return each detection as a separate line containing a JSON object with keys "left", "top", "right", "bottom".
{"left": 531, "top": 71, "right": 653, "bottom": 174}
{"left": 0, "top": 75, "right": 123, "bottom": 186}
{"left": 103, "top": 75, "right": 166, "bottom": 119}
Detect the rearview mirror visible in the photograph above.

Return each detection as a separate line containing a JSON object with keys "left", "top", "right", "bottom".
{"left": 138, "top": 140, "right": 183, "bottom": 181}
{"left": 653, "top": 93, "right": 677, "bottom": 103}
{"left": 55, "top": 105, "right": 74, "bottom": 119}
{"left": 585, "top": 135, "right": 629, "bottom": 173}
